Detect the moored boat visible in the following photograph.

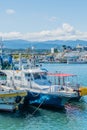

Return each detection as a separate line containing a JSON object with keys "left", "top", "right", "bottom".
{"left": 0, "top": 66, "right": 81, "bottom": 109}
{"left": 47, "top": 72, "right": 87, "bottom": 101}
{"left": 0, "top": 85, "right": 27, "bottom": 111}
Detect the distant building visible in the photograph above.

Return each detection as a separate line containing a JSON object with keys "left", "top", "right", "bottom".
{"left": 76, "top": 44, "right": 87, "bottom": 51}
{"left": 51, "top": 48, "right": 54, "bottom": 54}
{"left": 76, "top": 44, "right": 84, "bottom": 52}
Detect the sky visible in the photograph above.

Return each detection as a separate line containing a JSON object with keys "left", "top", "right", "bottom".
{"left": 0, "top": 0, "right": 87, "bottom": 41}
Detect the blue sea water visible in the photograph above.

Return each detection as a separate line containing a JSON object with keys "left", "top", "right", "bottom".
{"left": 0, "top": 63, "right": 87, "bottom": 130}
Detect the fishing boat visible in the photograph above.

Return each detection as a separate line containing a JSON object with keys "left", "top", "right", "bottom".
{"left": 47, "top": 72, "right": 81, "bottom": 101}
{"left": 0, "top": 63, "right": 83, "bottom": 109}
{"left": 0, "top": 85, "right": 27, "bottom": 111}
{"left": 0, "top": 41, "right": 28, "bottom": 112}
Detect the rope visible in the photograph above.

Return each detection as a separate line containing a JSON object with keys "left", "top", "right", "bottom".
{"left": 31, "top": 98, "right": 46, "bottom": 115}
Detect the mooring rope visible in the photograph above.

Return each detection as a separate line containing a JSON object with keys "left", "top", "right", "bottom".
{"left": 31, "top": 98, "right": 46, "bottom": 115}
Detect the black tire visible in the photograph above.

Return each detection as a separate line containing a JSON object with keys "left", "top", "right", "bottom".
{"left": 15, "top": 96, "right": 22, "bottom": 103}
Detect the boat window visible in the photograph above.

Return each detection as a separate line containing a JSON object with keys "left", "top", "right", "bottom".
{"left": 23, "top": 65, "right": 29, "bottom": 69}
{"left": 14, "top": 76, "right": 21, "bottom": 80}
{"left": 28, "top": 79, "right": 30, "bottom": 81}
{"left": 25, "top": 73, "right": 31, "bottom": 77}
{"left": 15, "top": 76, "right": 17, "bottom": 79}
{"left": 33, "top": 73, "right": 41, "bottom": 80}
{"left": 10, "top": 77, "right": 12, "bottom": 80}
{"left": 18, "top": 76, "right": 21, "bottom": 80}
{"left": 41, "top": 74, "right": 47, "bottom": 79}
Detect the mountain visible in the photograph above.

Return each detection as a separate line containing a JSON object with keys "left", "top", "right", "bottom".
{"left": 3, "top": 39, "right": 87, "bottom": 49}
{"left": 3, "top": 39, "right": 60, "bottom": 49}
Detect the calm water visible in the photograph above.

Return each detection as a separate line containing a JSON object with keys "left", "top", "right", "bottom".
{"left": 0, "top": 63, "right": 87, "bottom": 130}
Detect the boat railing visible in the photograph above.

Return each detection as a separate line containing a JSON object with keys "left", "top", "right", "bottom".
{"left": 48, "top": 85, "right": 68, "bottom": 93}
{"left": 47, "top": 83, "right": 80, "bottom": 94}
{"left": 66, "top": 83, "right": 80, "bottom": 90}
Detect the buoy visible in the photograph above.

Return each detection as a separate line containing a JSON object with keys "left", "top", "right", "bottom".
{"left": 79, "top": 87, "right": 87, "bottom": 96}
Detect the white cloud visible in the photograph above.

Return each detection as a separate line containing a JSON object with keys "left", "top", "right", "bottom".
{"left": 6, "top": 9, "right": 15, "bottom": 15}
{"left": 0, "top": 32, "right": 22, "bottom": 40}
{"left": 62, "top": 23, "right": 75, "bottom": 34}
{"left": 1, "top": 23, "right": 87, "bottom": 41}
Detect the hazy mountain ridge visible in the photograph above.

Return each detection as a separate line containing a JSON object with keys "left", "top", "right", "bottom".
{"left": 3, "top": 39, "right": 87, "bottom": 49}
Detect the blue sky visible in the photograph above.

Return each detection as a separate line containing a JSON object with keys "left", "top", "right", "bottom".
{"left": 0, "top": 0, "right": 87, "bottom": 41}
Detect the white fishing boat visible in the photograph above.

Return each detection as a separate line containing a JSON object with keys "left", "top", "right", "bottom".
{"left": 0, "top": 85, "right": 27, "bottom": 111}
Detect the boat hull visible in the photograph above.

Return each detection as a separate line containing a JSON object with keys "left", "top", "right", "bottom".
{"left": 69, "top": 96, "right": 81, "bottom": 101}
{"left": 28, "top": 92, "right": 69, "bottom": 109}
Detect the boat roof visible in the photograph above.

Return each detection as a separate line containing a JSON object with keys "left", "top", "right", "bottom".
{"left": 47, "top": 73, "right": 76, "bottom": 77}
{"left": 0, "top": 68, "right": 45, "bottom": 76}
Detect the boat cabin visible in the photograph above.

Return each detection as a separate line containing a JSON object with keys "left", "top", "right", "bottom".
{"left": 0, "top": 68, "right": 49, "bottom": 90}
